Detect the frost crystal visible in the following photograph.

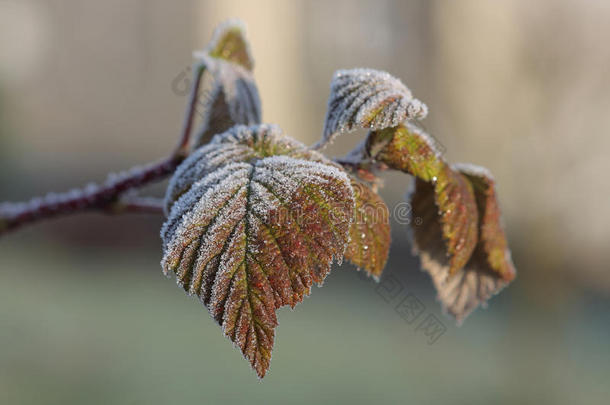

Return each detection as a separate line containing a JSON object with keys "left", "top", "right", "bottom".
{"left": 165, "top": 124, "right": 329, "bottom": 212}
{"left": 161, "top": 124, "right": 355, "bottom": 378}
{"left": 453, "top": 163, "right": 495, "bottom": 181}
{"left": 321, "top": 68, "right": 428, "bottom": 145}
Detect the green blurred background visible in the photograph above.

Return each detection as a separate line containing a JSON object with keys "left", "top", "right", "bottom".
{"left": 1, "top": 1, "right": 609, "bottom": 404}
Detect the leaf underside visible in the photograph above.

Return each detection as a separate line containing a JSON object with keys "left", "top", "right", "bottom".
{"left": 321, "top": 68, "right": 428, "bottom": 145}
{"left": 344, "top": 178, "right": 390, "bottom": 279}
{"left": 162, "top": 124, "right": 354, "bottom": 378}
{"left": 367, "top": 124, "right": 515, "bottom": 321}
{"left": 192, "top": 21, "right": 261, "bottom": 148}
{"left": 457, "top": 164, "right": 517, "bottom": 282}
{"left": 369, "top": 124, "right": 479, "bottom": 275}
{"left": 192, "top": 57, "right": 261, "bottom": 148}
{"left": 410, "top": 174, "right": 513, "bottom": 323}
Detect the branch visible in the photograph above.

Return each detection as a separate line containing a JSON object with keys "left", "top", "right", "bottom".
{"left": 0, "top": 64, "right": 206, "bottom": 237}
{"left": 0, "top": 157, "right": 176, "bottom": 235}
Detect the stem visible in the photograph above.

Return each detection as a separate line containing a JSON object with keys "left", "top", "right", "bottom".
{"left": 0, "top": 157, "right": 178, "bottom": 236}
{"left": 0, "top": 64, "right": 206, "bottom": 236}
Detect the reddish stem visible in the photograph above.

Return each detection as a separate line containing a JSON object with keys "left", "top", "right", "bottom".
{"left": 0, "top": 157, "right": 178, "bottom": 235}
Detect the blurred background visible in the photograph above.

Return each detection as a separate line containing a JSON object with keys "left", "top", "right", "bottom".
{"left": 1, "top": 1, "right": 609, "bottom": 404}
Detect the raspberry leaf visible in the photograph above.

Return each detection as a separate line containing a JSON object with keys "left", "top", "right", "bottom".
{"left": 319, "top": 68, "right": 427, "bottom": 147}
{"left": 205, "top": 19, "right": 254, "bottom": 70}
{"left": 409, "top": 167, "right": 515, "bottom": 323}
{"left": 344, "top": 178, "right": 391, "bottom": 279}
{"left": 368, "top": 124, "right": 479, "bottom": 275}
{"left": 456, "top": 164, "right": 516, "bottom": 282}
{"left": 161, "top": 124, "right": 354, "bottom": 378}
{"left": 192, "top": 20, "right": 261, "bottom": 148}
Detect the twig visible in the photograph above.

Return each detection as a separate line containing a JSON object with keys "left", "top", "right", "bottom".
{"left": 0, "top": 64, "right": 206, "bottom": 236}
{"left": 0, "top": 157, "right": 176, "bottom": 235}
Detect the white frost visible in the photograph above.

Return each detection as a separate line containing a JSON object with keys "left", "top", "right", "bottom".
{"left": 321, "top": 68, "right": 428, "bottom": 144}
{"left": 452, "top": 162, "right": 495, "bottom": 180}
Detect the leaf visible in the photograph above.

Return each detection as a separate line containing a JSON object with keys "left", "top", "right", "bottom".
{"left": 344, "top": 178, "right": 390, "bottom": 279}
{"left": 367, "top": 124, "right": 516, "bottom": 322}
{"left": 191, "top": 20, "right": 261, "bottom": 148}
{"left": 320, "top": 68, "right": 428, "bottom": 146}
{"left": 205, "top": 19, "right": 254, "bottom": 70}
{"left": 456, "top": 164, "right": 516, "bottom": 282}
{"left": 161, "top": 124, "right": 355, "bottom": 378}
{"left": 165, "top": 124, "right": 327, "bottom": 212}
{"left": 368, "top": 124, "right": 479, "bottom": 274}
{"left": 192, "top": 56, "right": 261, "bottom": 148}
{"left": 409, "top": 164, "right": 516, "bottom": 322}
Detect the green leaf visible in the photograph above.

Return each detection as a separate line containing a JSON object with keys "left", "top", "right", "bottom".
{"left": 191, "top": 20, "right": 261, "bottom": 148}
{"left": 344, "top": 178, "right": 390, "bottom": 279}
{"left": 319, "top": 69, "right": 427, "bottom": 147}
{"left": 161, "top": 124, "right": 354, "bottom": 378}
{"left": 368, "top": 124, "right": 479, "bottom": 275}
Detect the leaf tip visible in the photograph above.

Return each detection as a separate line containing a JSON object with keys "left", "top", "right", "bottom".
{"left": 204, "top": 18, "right": 254, "bottom": 71}
{"left": 319, "top": 68, "right": 427, "bottom": 147}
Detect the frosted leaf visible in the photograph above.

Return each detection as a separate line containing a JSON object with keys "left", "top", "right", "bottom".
{"left": 192, "top": 55, "right": 261, "bottom": 148}
{"left": 320, "top": 68, "right": 427, "bottom": 145}
{"left": 161, "top": 124, "right": 355, "bottom": 378}
{"left": 368, "top": 124, "right": 478, "bottom": 274}
{"left": 409, "top": 172, "right": 515, "bottom": 323}
{"left": 191, "top": 19, "right": 260, "bottom": 148}
{"left": 165, "top": 124, "right": 330, "bottom": 212}
{"left": 456, "top": 164, "right": 517, "bottom": 282}
{"left": 344, "top": 178, "right": 390, "bottom": 279}
{"left": 366, "top": 124, "right": 515, "bottom": 322}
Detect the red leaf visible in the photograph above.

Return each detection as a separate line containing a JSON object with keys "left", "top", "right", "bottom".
{"left": 162, "top": 124, "right": 354, "bottom": 378}
{"left": 344, "top": 178, "right": 391, "bottom": 279}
